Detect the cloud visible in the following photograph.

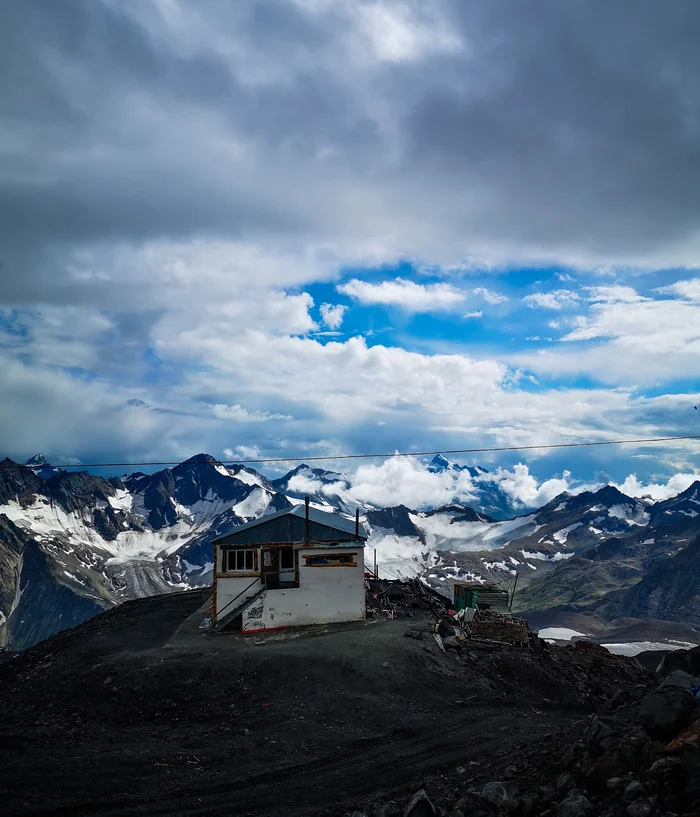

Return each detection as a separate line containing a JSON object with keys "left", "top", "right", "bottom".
{"left": 224, "top": 445, "right": 260, "bottom": 460}
{"left": 210, "top": 404, "right": 292, "bottom": 422}
{"left": 350, "top": 456, "right": 479, "bottom": 509}
{"left": 487, "top": 464, "right": 572, "bottom": 508}
{"left": 656, "top": 278, "right": 700, "bottom": 302}
{"left": 523, "top": 290, "right": 580, "bottom": 310}
{"left": 474, "top": 287, "right": 508, "bottom": 305}
{"left": 319, "top": 302, "right": 347, "bottom": 329}
{"left": 338, "top": 278, "right": 466, "bottom": 312}
{"left": 464, "top": 310, "right": 483, "bottom": 319}
{"left": 612, "top": 472, "right": 700, "bottom": 501}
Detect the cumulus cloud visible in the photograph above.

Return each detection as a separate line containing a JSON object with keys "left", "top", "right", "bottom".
{"left": 319, "top": 302, "right": 347, "bottom": 329}
{"left": 210, "top": 404, "right": 292, "bottom": 422}
{"left": 523, "top": 290, "right": 580, "bottom": 310}
{"left": 656, "top": 278, "right": 700, "bottom": 302}
{"left": 612, "top": 472, "right": 700, "bottom": 501}
{"left": 338, "top": 278, "right": 466, "bottom": 312}
{"left": 349, "top": 456, "right": 478, "bottom": 509}
{"left": 224, "top": 445, "right": 261, "bottom": 460}
{"left": 487, "top": 464, "right": 572, "bottom": 508}
{"left": 474, "top": 288, "right": 508, "bottom": 305}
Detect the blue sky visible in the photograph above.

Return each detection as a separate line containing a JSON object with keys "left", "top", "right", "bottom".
{"left": 1, "top": 1, "right": 700, "bottom": 505}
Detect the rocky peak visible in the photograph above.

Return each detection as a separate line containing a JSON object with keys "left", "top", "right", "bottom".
{"left": 0, "top": 459, "right": 43, "bottom": 506}
{"left": 25, "top": 454, "right": 63, "bottom": 480}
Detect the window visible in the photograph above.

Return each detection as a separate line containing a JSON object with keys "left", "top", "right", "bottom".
{"left": 304, "top": 553, "right": 357, "bottom": 567}
{"left": 225, "top": 549, "right": 257, "bottom": 572}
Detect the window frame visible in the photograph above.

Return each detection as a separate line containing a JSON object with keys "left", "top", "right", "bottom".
{"left": 224, "top": 548, "right": 258, "bottom": 573}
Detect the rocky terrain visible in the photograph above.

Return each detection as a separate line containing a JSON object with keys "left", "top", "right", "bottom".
{"left": 4, "top": 583, "right": 695, "bottom": 817}
{"left": 1, "top": 452, "right": 700, "bottom": 651}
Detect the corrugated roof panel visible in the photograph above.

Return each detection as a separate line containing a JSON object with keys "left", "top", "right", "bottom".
{"left": 212, "top": 504, "right": 368, "bottom": 546}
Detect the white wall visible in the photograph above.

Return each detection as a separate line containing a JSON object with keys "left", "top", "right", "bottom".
{"left": 216, "top": 575, "right": 262, "bottom": 619}
{"left": 241, "top": 546, "right": 365, "bottom": 631}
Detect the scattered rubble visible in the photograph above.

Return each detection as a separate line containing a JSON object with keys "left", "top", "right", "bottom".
{"left": 335, "top": 645, "right": 700, "bottom": 817}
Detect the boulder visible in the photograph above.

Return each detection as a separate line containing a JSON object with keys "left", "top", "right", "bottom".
{"left": 585, "top": 716, "right": 621, "bottom": 756}
{"left": 659, "top": 670, "right": 700, "bottom": 690}
{"left": 625, "top": 799, "right": 653, "bottom": 817}
{"left": 638, "top": 686, "right": 695, "bottom": 740}
{"left": 479, "top": 781, "right": 520, "bottom": 812}
{"left": 442, "top": 636, "right": 463, "bottom": 650}
{"left": 623, "top": 780, "right": 645, "bottom": 802}
{"left": 557, "top": 773, "right": 574, "bottom": 794}
{"left": 404, "top": 789, "right": 436, "bottom": 817}
{"left": 556, "top": 794, "right": 593, "bottom": 817}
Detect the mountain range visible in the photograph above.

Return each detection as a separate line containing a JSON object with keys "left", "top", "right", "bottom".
{"left": 1, "top": 452, "right": 699, "bottom": 649}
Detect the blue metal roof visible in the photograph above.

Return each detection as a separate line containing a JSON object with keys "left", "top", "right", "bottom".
{"left": 212, "top": 504, "right": 368, "bottom": 546}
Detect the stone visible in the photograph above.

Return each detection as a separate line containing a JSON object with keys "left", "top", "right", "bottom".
{"left": 479, "top": 781, "right": 520, "bottom": 812}
{"left": 659, "top": 670, "right": 700, "bottom": 690}
{"left": 585, "top": 716, "right": 621, "bottom": 756}
{"left": 375, "top": 803, "right": 402, "bottom": 817}
{"left": 625, "top": 799, "right": 653, "bottom": 817}
{"left": 556, "top": 794, "right": 593, "bottom": 817}
{"left": 404, "top": 789, "right": 436, "bottom": 817}
{"left": 446, "top": 812, "right": 465, "bottom": 817}
{"left": 623, "top": 781, "right": 645, "bottom": 802}
{"left": 405, "top": 629, "right": 423, "bottom": 640}
{"left": 557, "top": 774, "right": 574, "bottom": 794}
{"left": 607, "top": 778, "right": 626, "bottom": 793}
{"left": 442, "top": 636, "right": 463, "bottom": 650}
{"left": 346, "top": 812, "right": 368, "bottom": 817}
{"left": 638, "top": 687, "right": 695, "bottom": 740}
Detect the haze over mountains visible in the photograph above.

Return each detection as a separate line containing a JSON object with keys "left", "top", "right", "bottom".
{"left": 1, "top": 452, "right": 699, "bottom": 650}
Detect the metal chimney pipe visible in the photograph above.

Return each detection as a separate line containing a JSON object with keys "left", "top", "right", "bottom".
{"left": 355, "top": 507, "right": 360, "bottom": 539}
{"left": 305, "top": 495, "right": 310, "bottom": 545}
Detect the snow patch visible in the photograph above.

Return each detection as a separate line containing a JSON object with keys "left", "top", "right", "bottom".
{"left": 603, "top": 641, "right": 697, "bottom": 657}
{"left": 552, "top": 523, "right": 583, "bottom": 544}
{"left": 538, "top": 627, "right": 586, "bottom": 641}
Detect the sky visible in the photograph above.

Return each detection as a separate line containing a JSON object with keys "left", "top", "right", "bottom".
{"left": 1, "top": 0, "right": 700, "bottom": 505}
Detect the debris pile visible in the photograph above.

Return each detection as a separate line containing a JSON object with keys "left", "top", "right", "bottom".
{"left": 366, "top": 578, "right": 534, "bottom": 649}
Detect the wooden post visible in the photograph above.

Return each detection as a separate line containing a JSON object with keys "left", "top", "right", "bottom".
{"left": 374, "top": 548, "right": 377, "bottom": 579}
{"left": 355, "top": 508, "right": 360, "bottom": 539}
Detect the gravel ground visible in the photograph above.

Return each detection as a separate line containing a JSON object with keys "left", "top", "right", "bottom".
{"left": 0, "top": 589, "right": 653, "bottom": 816}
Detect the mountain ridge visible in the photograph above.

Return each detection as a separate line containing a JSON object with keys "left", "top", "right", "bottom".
{"left": 1, "top": 453, "right": 699, "bottom": 650}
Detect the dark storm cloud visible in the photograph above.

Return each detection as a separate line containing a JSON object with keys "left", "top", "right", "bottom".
{"left": 3, "top": 0, "right": 700, "bottom": 298}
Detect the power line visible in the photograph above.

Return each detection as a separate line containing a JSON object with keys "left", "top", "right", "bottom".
{"left": 3, "top": 433, "right": 700, "bottom": 471}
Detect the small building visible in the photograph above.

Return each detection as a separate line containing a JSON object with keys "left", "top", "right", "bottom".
{"left": 210, "top": 501, "right": 368, "bottom": 633}
{"left": 453, "top": 582, "right": 510, "bottom": 614}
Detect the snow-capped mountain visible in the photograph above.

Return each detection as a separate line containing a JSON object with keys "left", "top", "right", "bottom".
{"left": 1, "top": 452, "right": 699, "bottom": 650}
{"left": 24, "top": 454, "right": 62, "bottom": 480}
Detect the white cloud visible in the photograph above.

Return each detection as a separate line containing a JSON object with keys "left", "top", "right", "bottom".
{"left": 224, "top": 445, "right": 261, "bottom": 460}
{"left": 210, "top": 404, "right": 292, "bottom": 422}
{"left": 612, "top": 472, "right": 700, "bottom": 501}
{"left": 474, "top": 287, "right": 508, "bottom": 305}
{"left": 523, "top": 290, "right": 580, "bottom": 310}
{"left": 656, "top": 278, "right": 700, "bottom": 302}
{"left": 487, "top": 464, "right": 572, "bottom": 508}
{"left": 338, "top": 278, "right": 466, "bottom": 312}
{"left": 319, "top": 303, "right": 347, "bottom": 329}
{"left": 464, "top": 310, "right": 483, "bottom": 318}
{"left": 349, "top": 456, "right": 478, "bottom": 509}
